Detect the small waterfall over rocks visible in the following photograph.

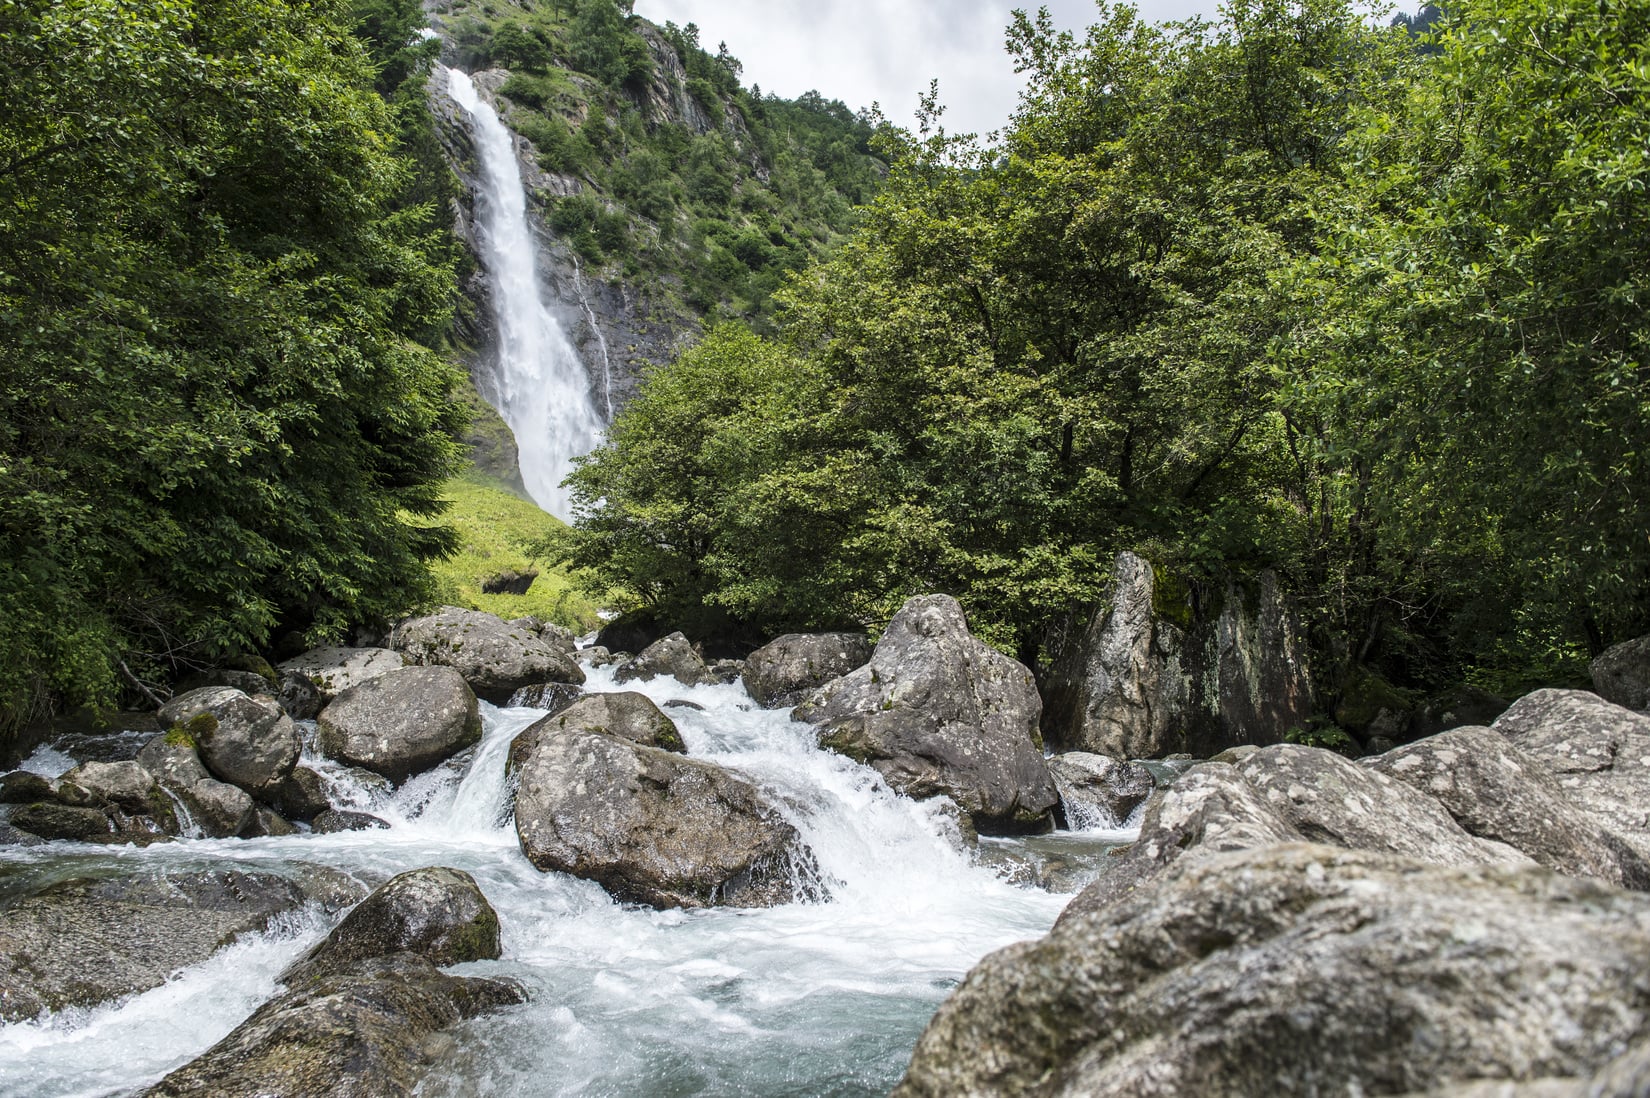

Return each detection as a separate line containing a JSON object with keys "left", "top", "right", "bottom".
{"left": 445, "top": 68, "right": 603, "bottom": 520}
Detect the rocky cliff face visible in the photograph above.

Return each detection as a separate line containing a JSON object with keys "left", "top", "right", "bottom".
{"left": 1040, "top": 551, "right": 1313, "bottom": 758}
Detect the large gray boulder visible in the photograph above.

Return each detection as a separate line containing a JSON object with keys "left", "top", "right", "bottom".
{"left": 59, "top": 760, "right": 161, "bottom": 816}
{"left": 1492, "top": 689, "right": 1650, "bottom": 858}
{"left": 1041, "top": 551, "right": 1312, "bottom": 758}
{"left": 511, "top": 725, "right": 812, "bottom": 909}
{"left": 157, "top": 686, "right": 301, "bottom": 794}
{"left": 276, "top": 646, "right": 405, "bottom": 702}
{"left": 743, "top": 632, "right": 874, "bottom": 708}
{"left": 1046, "top": 752, "right": 1155, "bottom": 829}
{"left": 316, "top": 666, "right": 482, "bottom": 783}
{"left": 793, "top": 595, "right": 1058, "bottom": 834}
{"left": 613, "top": 631, "right": 713, "bottom": 687}
{"left": 0, "top": 865, "right": 365, "bottom": 1021}
{"left": 1592, "top": 634, "right": 1650, "bottom": 712}
{"left": 391, "top": 606, "right": 584, "bottom": 703}
{"left": 1366, "top": 725, "right": 1650, "bottom": 889}
{"left": 518, "top": 691, "right": 685, "bottom": 753}
{"left": 895, "top": 844, "right": 1650, "bottom": 1098}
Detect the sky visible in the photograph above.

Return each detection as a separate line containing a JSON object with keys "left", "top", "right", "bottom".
{"left": 633, "top": 0, "right": 1219, "bottom": 139}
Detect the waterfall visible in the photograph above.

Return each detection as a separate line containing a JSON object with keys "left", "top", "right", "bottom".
{"left": 569, "top": 255, "right": 615, "bottom": 421}
{"left": 446, "top": 68, "right": 603, "bottom": 521}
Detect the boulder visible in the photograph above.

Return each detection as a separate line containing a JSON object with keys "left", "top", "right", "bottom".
{"left": 8, "top": 802, "right": 114, "bottom": 842}
{"left": 506, "top": 681, "right": 583, "bottom": 714}
{"left": 156, "top": 686, "right": 301, "bottom": 794}
{"left": 513, "top": 692, "right": 685, "bottom": 754}
{"left": 246, "top": 807, "right": 296, "bottom": 838}
{"left": 261, "top": 765, "right": 331, "bottom": 822}
{"left": 273, "top": 670, "right": 323, "bottom": 720}
{"left": 613, "top": 631, "right": 713, "bottom": 687}
{"left": 1492, "top": 689, "right": 1650, "bottom": 858}
{"left": 142, "top": 956, "right": 524, "bottom": 1098}
{"left": 316, "top": 666, "right": 482, "bottom": 783}
{"left": 133, "top": 732, "right": 253, "bottom": 838}
{"left": 0, "top": 823, "right": 45, "bottom": 847}
{"left": 282, "top": 867, "right": 502, "bottom": 985}
{"left": 59, "top": 760, "right": 159, "bottom": 815}
{"left": 311, "top": 809, "right": 389, "bottom": 834}
{"left": 0, "top": 865, "right": 365, "bottom": 1021}
{"left": 1046, "top": 752, "right": 1155, "bottom": 829}
{"left": 136, "top": 733, "right": 211, "bottom": 790}
{"left": 511, "top": 725, "right": 812, "bottom": 909}
{"left": 1366, "top": 725, "right": 1650, "bottom": 889}
{"left": 743, "top": 632, "right": 874, "bottom": 708}
{"left": 578, "top": 645, "right": 622, "bottom": 668}
{"left": 275, "top": 646, "right": 405, "bottom": 702}
{"left": 1592, "top": 633, "right": 1650, "bottom": 712}
{"left": 391, "top": 606, "right": 584, "bottom": 703}
{"left": 539, "top": 621, "right": 577, "bottom": 655}
{"left": 480, "top": 568, "right": 537, "bottom": 595}
{"left": 708, "top": 658, "right": 745, "bottom": 685}
{"left": 793, "top": 595, "right": 1058, "bottom": 834}
{"left": 894, "top": 844, "right": 1650, "bottom": 1098}
{"left": 0, "top": 770, "right": 56, "bottom": 804}
{"left": 184, "top": 779, "right": 256, "bottom": 838}
{"left": 1040, "top": 551, "right": 1312, "bottom": 758}
{"left": 595, "top": 608, "right": 664, "bottom": 657}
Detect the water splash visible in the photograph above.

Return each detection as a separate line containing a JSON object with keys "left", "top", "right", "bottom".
{"left": 446, "top": 68, "right": 603, "bottom": 520}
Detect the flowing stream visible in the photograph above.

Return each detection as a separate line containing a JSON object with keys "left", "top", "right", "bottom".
{"left": 0, "top": 664, "right": 1138, "bottom": 1097}
{"left": 447, "top": 67, "right": 603, "bottom": 520}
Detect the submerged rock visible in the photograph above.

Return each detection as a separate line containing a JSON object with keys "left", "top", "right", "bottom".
{"left": 512, "top": 725, "right": 812, "bottom": 909}
{"left": 895, "top": 844, "right": 1650, "bottom": 1098}
{"left": 0, "top": 865, "right": 365, "bottom": 1021}
{"left": 156, "top": 686, "right": 301, "bottom": 794}
{"left": 316, "top": 665, "right": 482, "bottom": 783}
{"left": 613, "top": 631, "right": 713, "bottom": 687}
{"left": 391, "top": 606, "right": 584, "bottom": 703}
{"left": 794, "top": 595, "right": 1058, "bottom": 834}
{"left": 743, "top": 632, "right": 873, "bottom": 708}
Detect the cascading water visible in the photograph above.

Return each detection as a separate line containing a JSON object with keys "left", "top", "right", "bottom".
{"left": 446, "top": 68, "right": 603, "bottom": 520}
{"left": 0, "top": 664, "right": 1135, "bottom": 1097}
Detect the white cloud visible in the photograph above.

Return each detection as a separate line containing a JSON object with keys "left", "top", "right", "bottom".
{"left": 633, "top": 0, "right": 1219, "bottom": 138}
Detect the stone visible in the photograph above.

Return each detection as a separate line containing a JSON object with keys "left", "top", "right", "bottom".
{"left": 261, "top": 765, "right": 331, "bottom": 822}
{"left": 613, "top": 631, "right": 713, "bottom": 687}
{"left": 480, "top": 568, "right": 538, "bottom": 595}
{"left": 156, "top": 686, "right": 301, "bottom": 794}
{"left": 245, "top": 806, "right": 296, "bottom": 838}
{"left": 0, "top": 823, "right": 45, "bottom": 847}
{"left": 1492, "top": 689, "right": 1650, "bottom": 857}
{"left": 539, "top": 621, "right": 577, "bottom": 654}
{"left": 0, "top": 770, "right": 55, "bottom": 804}
{"left": 0, "top": 865, "right": 365, "bottom": 1021}
{"left": 595, "top": 609, "right": 664, "bottom": 658}
{"left": 512, "top": 692, "right": 686, "bottom": 754}
{"left": 8, "top": 802, "right": 113, "bottom": 842}
{"left": 1046, "top": 752, "right": 1155, "bottom": 829}
{"left": 311, "top": 809, "right": 390, "bottom": 834}
{"left": 506, "top": 681, "right": 583, "bottom": 715}
{"left": 391, "top": 606, "right": 584, "bottom": 703}
{"left": 184, "top": 779, "right": 256, "bottom": 838}
{"left": 282, "top": 867, "right": 502, "bottom": 985}
{"left": 316, "top": 665, "right": 483, "bottom": 783}
{"left": 1365, "top": 725, "right": 1650, "bottom": 889}
{"left": 275, "top": 645, "right": 405, "bottom": 701}
{"left": 1041, "top": 551, "right": 1312, "bottom": 759}
{"left": 708, "top": 658, "right": 745, "bottom": 685}
{"left": 59, "top": 760, "right": 158, "bottom": 815}
{"left": 794, "top": 595, "right": 1058, "bottom": 834}
{"left": 136, "top": 733, "right": 211, "bottom": 791}
{"left": 273, "top": 670, "right": 323, "bottom": 720}
{"left": 1592, "top": 633, "right": 1650, "bottom": 712}
{"left": 512, "top": 724, "right": 813, "bottom": 909}
{"left": 578, "top": 645, "right": 621, "bottom": 668}
{"left": 743, "top": 632, "right": 874, "bottom": 708}
{"left": 894, "top": 845, "right": 1650, "bottom": 1098}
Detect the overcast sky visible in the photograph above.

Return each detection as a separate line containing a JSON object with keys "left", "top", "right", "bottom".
{"left": 632, "top": 0, "right": 1219, "bottom": 139}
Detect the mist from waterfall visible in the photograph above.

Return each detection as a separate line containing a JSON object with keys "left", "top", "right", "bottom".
{"left": 446, "top": 68, "right": 602, "bottom": 521}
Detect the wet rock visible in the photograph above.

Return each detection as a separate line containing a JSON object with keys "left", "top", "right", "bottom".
{"left": 614, "top": 631, "right": 713, "bottom": 687}
{"left": 245, "top": 806, "right": 296, "bottom": 838}
{"left": 311, "top": 809, "right": 390, "bottom": 834}
{"left": 895, "top": 844, "right": 1650, "bottom": 1098}
{"left": 743, "top": 632, "right": 874, "bottom": 708}
{"left": 261, "top": 765, "right": 331, "bottom": 823}
{"left": 0, "top": 822, "right": 45, "bottom": 847}
{"left": 391, "top": 606, "right": 584, "bottom": 703}
{"left": 316, "top": 665, "right": 483, "bottom": 783}
{"left": 1366, "top": 725, "right": 1650, "bottom": 889}
{"left": 0, "top": 770, "right": 54, "bottom": 804}
{"left": 60, "top": 760, "right": 158, "bottom": 815}
{"left": 577, "top": 645, "right": 622, "bottom": 668}
{"left": 512, "top": 725, "right": 812, "bottom": 909}
{"left": 506, "top": 681, "right": 583, "bottom": 714}
{"left": 512, "top": 692, "right": 686, "bottom": 755}
{"left": 1492, "top": 689, "right": 1650, "bottom": 857}
{"left": 794, "top": 595, "right": 1058, "bottom": 834}
{"left": 282, "top": 867, "right": 502, "bottom": 985}
{"left": 275, "top": 646, "right": 405, "bottom": 702}
{"left": 1041, "top": 551, "right": 1312, "bottom": 759}
{"left": 156, "top": 686, "right": 301, "bottom": 794}
{"left": 51, "top": 779, "right": 99, "bottom": 807}
{"left": 142, "top": 953, "right": 525, "bottom": 1098}
{"left": 8, "top": 802, "right": 113, "bottom": 842}
{"left": 1592, "top": 633, "right": 1650, "bottom": 712}
{"left": 1047, "top": 753, "right": 1155, "bottom": 829}
{"left": 0, "top": 865, "right": 366, "bottom": 1021}
{"left": 185, "top": 779, "right": 256, "bottom": 838}
{"left": 133, "top": 733, "right": 252, "bottom": 838}
{"left": 708, "top": 658, "right": 745, "bottom": 685}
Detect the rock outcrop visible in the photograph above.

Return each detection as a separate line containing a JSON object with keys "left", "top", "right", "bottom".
{"left": 1592, "top": 633, "right": 1650, "bottom": 712}
{"left": 511, "top": 721, "right": 810, "bottom": 908}
{"left": 613, "top": 631, "right": 713, "bottom": 687}
{"left": 793, "top": 595, "right": 1058, "bottom": 834}
{"left": 392, "top": 606, "right": 584, "bottom": 703}
{"left": 895, "top": 844, "right": 1650, "bottom": 1098}
{"left": 743, "top": 632, "right": 874, "bottom": 708}
{"left": 157, "top": 686, "right": 301, "bottom": 794}
{"left": 1041, "top": 551, "right": 1312, "bottom": 758}
{"left": 316, "top": 666, "right": 483, "bottom": 783}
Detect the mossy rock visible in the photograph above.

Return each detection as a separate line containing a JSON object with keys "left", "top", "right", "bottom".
{"left": 1150, "top": 563, "right": 1196, "bottom": 632}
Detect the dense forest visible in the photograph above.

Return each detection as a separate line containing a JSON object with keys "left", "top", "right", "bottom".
{"left": 561, "top": 0, "right": 1650, "bottom": 713}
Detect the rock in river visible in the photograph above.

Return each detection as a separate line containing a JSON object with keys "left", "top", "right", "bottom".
{"left": 742, "top": 632, "right": 873, "bottom": 708}
{"left": 316, "top": 665, "right": 482, "bottom": 783}
{"left": 392, "top": 606, "right": 584, "bottom": 703}
{"left": 156, "top": 686, "right": 301, "bottom": 794}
